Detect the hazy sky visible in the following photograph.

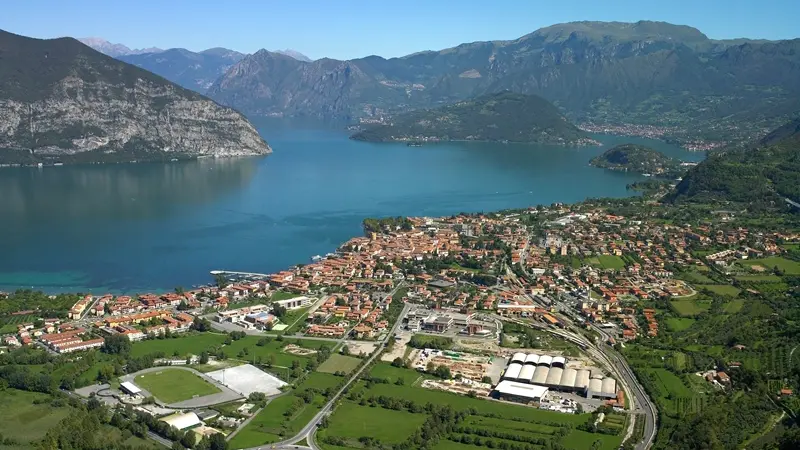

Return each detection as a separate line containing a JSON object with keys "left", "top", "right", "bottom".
{"left": 2, "top": 0, "right": 798, "bottom": 60}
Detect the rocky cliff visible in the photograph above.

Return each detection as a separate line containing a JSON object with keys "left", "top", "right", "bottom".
{"left": 0, "top": 30, "right": 270, "bottom": 165}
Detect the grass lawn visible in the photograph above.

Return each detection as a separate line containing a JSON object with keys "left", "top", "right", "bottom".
{"left": 131, "top": 333, "right": 332, "bottom": 368}
{"left": 696, "top": 284, "right": 740, "bottom": 297}
{"left": 678, "top": 268, "right": 715, "bottom": 284}
{"left": 297, "top": 372, "right": 343, "bottom": 392}
{"left": 317, "top": 354, "right": 361, "bottom": 374}
{"left": 321, "top": 402, "right": 427, "bottom": 444}
{"left": 134, "top": 368, "right": 221, "bottom": 403}
{"left": 741, "top": 256, "right": 800, "bottom": 275}
{"left": 665, "top": 317, "right": 695, "bottom": 332}
{"left": 596, "top": 254, "right": 626, "bottom": 270}
{"left": 723, "top": 299, "right": 745, "bottom": 313}
{"left": 0, "top": 389, "right": 72, "bottom": 445}
{"left": 670, "top": 298, "right": 711, "bottom": 316}
{"left": 271, "top": 291, "right": 304, "bottom": 301}
{"left": 368, "top": 363, "right": 426, "bottom": 384}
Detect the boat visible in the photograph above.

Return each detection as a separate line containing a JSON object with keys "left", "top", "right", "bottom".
{"left": 406, "top": 141, "right": 422, "bottom": 147}
{"left": 311, "top": 255, "right": 323, "bottom": 262}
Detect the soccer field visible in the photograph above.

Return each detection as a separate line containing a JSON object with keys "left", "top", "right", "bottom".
{"left": 134, "top": 368, "right": 221, "bottom": 403}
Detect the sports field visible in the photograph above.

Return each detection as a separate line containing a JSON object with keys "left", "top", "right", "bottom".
{"left": 134, "top": 368, "right": 221, "bottom": 403}
{"left": 317, "top": 354, "right": 361, "bottom": 374}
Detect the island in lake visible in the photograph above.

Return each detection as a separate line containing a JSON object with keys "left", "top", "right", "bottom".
{"left": 590, "top": 144, "right": 686, "bottom": 178}
{"left": 350, "top": 92, "right": 597, "bottom": 146}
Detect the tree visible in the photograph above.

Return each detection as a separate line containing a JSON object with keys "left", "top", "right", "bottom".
{"left": 271, "top": 303, "right": 287, "bottom": 318}
{"left": 101, "top": 334, "right": 131, "bottom": 355}
{"left": 341, "top": 345, "right": 351, "bottom": 356}
{"left": 214, "top": 274, "right": 228, "bottom": 288}
{"left": 177, "top": 300, "right": 190, "bottom": 311}
{"left": 199, "top": 351, "right": 209, "bottom": 364}
{"left": 180, "top": 431, "right": 196, "bottom": 449}
{"left": 191, "top": 317, "right": 212, "bottom": 332}
{"left": 208, "top": 433, "right": 228, "bottom": 450}
{"left": 391, "top": 357, "right": 404, "bottom": 367}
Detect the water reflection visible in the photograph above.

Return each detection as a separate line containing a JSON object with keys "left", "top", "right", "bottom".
{"left": 0, "top": 157, "right": 260, "bottom": 223}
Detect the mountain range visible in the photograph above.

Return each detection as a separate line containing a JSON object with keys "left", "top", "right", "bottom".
{"left": 351, "top": 92, "right": 590, "bottom": 145}
{"left": 80, "top": 39, "right": 313, "bottom": 93}
{"left": 204, "top": 21, "right": 800, "bottom": 142}
{"left": 0, "top": 30, "right": 270, "bottom": 165}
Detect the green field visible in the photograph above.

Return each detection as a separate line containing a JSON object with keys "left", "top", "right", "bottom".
{"left": 317, "top": 354, "right": 361, "bottom": 374}
{"left": 645, "top": 368, "right": 693, "bottom": 398}
{"left": 696, "top": 284, "right": 741, "bottom": 296}
{"left": 320, "top": 402, "right": 428, "bottom": 444}
{"left": 357, "top": 382, "right": 587, "bottom": 426}
{"left": 134, "top": 368, "right": 221, "bottom": 403}
{"left": 0, "top": 313, "right": 36, "bottom": 334}
{"left": 723, "top": 299, "right": 745, "bottom": 313}
{"left": 0, "top": 389, "right": 72, "bottom": 446}
{"left": 130, "top": 333, "right": 332, "bottom": 368}
{"left": 735, "top": 274, "right": 782, "bottom": 282}
{"left": 741, "top": 256, "right": 800, "bottom": 275}
{"left": 665, "top": 317, "right": 696, "bottom": 332}
{"left": 368, "top": 362, "right": 426, "bottom": 384}
{"left": 596, "top": 254, "right": 626, "bottom": 269}
{"left": 670, "top": 298, "right": 711, "bottom": 316}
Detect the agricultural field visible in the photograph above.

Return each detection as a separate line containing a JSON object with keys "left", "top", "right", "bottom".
{"left": 740, "top": 256, "right": 800, "bottom": 275}
{"left": 322, "top": 382, "right": 621, "bottom": 450}
{"left": 0, "top": 313, "right": 36, "bottom": 334}
{"left": 670, "top": 297, "right": 711, "bottom": 316}
{"left": 677, "top": 267, "right": 715, "bottom": 284}
{"left": 735, "top": 274, "right": 782, "bottom": 282}
{"left": 595, "top": 254, "right": 627, "bottom": 270}
{"left": 317, "top": 354, "right": 361, "bottom": 374}
{"left": 695, "top": 284, "right": 740, "bottom": 297}
{"left": 665, "top": 317, "right": 695, "bottom": 332}
{"left": 723, "top": 299, "right": 745, "bottom": 313}
{"left": 133, "top": 368, "right": 221, "bottom": 403}
{"left": 318, "top": 402, "right": 428, "bottom": 445}
{"left": 0, "top": 389, "right": 72, "bottom": 446}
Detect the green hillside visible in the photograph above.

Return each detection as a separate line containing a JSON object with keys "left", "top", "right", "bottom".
{"left": 350, "top": 92, "right": 589, "bottom": 145}
{"left": 590, "top": 144, "right": 684, "bottom": 177}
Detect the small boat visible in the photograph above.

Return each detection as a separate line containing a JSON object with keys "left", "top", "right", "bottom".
{"left": 311, "top": 255, "right": 323, "bottom": 262}
{"left": 406, "top": 141, "right": 422, "bottom": 147}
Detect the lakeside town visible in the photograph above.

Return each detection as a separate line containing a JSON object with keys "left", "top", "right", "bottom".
{"left": 1, "top": 199, "right": 799, "bottom": 450}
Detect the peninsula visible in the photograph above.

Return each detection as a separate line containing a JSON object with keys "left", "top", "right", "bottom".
{"left": 350, "top": 92, "right": 594, "bottom": 146}
{"left": 589, "top": 144, "right": 684, "bottom": 177}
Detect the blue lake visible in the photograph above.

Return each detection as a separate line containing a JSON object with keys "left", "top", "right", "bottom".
{"left": 0, "top": 122, "right": 703, "bottom": 293}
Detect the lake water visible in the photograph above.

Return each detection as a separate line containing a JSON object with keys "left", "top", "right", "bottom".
{"left": 0, "top": 122, "right": 703, "bottom": 293}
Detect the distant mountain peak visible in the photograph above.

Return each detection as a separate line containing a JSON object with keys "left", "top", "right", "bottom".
{"left": 78, "top": 37, "right": 162, "bottom": 57}
{"left": 273, "top": 49, "right": 312, "bottom": 62}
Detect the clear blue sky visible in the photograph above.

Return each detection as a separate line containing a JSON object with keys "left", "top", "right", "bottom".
{"left": 2, "top": 0, "right": 798, "bottom": 60}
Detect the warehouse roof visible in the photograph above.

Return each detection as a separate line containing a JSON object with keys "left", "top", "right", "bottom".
{"left": 524, "top": 354, "right": 540, "bottom": 365}
{"left": 519, "top": 365, "right": 536, "bottom": 382}
{"left": 161, "top": 412, "right": 201, "bottom": 431}
{"left": 120, "top": 381, "right": 141, "bottom": 395}
{"left": 494, "top": 380, "right": 549, "bottom": 400}
{"left": 504, "top": 363, "right": 523, "bottom": 380}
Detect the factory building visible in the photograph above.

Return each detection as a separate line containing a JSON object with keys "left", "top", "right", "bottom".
{"left": 501, "top": 353, "right": 617, "bottom": 398}
{"left": 492, "top": 380, "right": 549, "bottom": 404}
